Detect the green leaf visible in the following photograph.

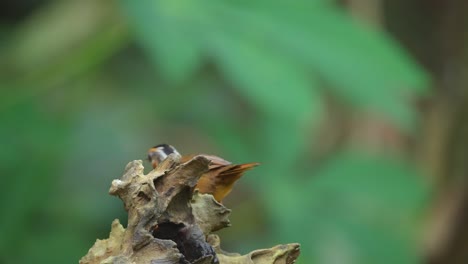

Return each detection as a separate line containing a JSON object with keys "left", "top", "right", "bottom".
{"left": 211, "top": 32, "right": 320, "bottom": 123}
{"left": 121, "top": 0, "right": 429, "bottom": 130}
{"left": 208, "top": 1, "right": 429, "bottom": 130}
{"left": 280, "top": 150, "right": 430, "bottom": 264}
{"left": 121, "top": 0, "right": 202, "bottom": 83}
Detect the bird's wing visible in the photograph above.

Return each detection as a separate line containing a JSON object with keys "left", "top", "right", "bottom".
{"left": 216, "top": 162, "right": 259, "bottom": 185}
{"left": 196, "top": 162, "right": 259, "bottom": 202}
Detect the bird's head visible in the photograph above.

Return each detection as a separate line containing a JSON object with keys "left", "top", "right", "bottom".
{"left": 147, "top": 144, "right": 180, "bottom": 167}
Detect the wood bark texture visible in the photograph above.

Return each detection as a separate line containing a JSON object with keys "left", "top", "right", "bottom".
{"left": 80, "top": 154, "right": 300, "bottom": 264}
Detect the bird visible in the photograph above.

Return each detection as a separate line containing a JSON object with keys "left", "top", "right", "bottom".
{"left": 147, "top": 144, "right": 259, "bottom": 202}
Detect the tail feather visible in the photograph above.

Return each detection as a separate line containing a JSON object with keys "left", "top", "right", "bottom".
{"left": 217, "top": 162, "right": 259, "bottom": 185}
{"left": 219, "top": 162, "right": 259, "bottom": 176}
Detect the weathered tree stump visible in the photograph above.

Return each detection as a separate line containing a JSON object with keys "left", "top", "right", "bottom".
{"left": 80, "top": 154, "right": 300, "bottom": 264}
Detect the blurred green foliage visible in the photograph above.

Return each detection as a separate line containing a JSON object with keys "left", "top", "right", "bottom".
{"left": 0, "top": 0, "right": 430, "bottom": 263}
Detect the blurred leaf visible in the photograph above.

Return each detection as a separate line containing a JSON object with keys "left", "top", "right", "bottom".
{"left": 0, "top": 0, "right": 128, "bottom": 111}
{"left": 121, "top": 0, "right": 429, "bottom": 130}
{"left": 121, "top": 0, "right": 202, "bottom": 83}
{"left": 8, "top": 0, "right": 119, "bottom": 72}
{"left": 210, "top": 31, "right": 320, "bottom": 123}
{"left": 209, "top": 1, "right": 428, "bottom": 131}
{"left": 20, "top": 228, "right": 89, "bottom": 264}
{"left": 274, "top": 150, "right": 430, "bottom": 263}
{"left": 123, "top": 0, "right": 322, "bottom": 123}
{"left": 0, "top": 102, "right": 70, "bottom": 261}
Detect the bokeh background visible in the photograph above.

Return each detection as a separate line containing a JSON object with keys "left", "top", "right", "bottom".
{"left": 1, "top": 0, "right": 467, "bottom": 263}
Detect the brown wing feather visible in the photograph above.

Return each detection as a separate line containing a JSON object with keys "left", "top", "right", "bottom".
{"left": 217, "top": 163, "right": 259, "bottom": 185}
{"left": 196, "top": 162, "right": 259, "bottom": 202}
{"left": 180, "top": 154, "right": 231, "bottom": 168}
{"left": 177, "top": 153, "right": 259, "bottom": 202}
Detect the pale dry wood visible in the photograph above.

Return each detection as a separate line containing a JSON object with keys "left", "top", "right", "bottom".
{"left": 80, "top": 154, "right": 300, "bottom": 264}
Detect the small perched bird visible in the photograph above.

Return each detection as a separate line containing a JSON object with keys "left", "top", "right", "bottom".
{"left": 147, "top": 144, "right": 258, "bottom": 202}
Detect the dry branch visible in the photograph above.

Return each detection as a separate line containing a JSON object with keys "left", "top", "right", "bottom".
{"left": 80, "top": 154, "right": 300, "bottom": 264}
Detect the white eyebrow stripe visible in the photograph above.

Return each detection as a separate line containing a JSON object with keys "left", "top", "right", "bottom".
{"left": 171, "top": 148, "right": 181, "bottom": 156}
{"left": 155, "top": 148, "right": 168, "bottom": 161}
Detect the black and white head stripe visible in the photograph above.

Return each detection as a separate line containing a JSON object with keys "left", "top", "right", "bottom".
{"left": 152, "top": 144, "right": 181, "bottom": 162}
